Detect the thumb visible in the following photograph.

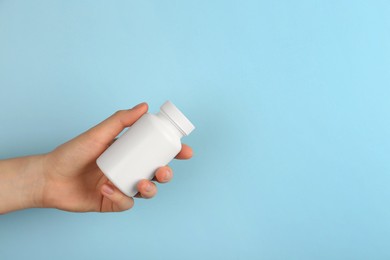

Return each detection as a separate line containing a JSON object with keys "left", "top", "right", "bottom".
{"left": 82, "top": 102, "right": 148, "bottom": 147}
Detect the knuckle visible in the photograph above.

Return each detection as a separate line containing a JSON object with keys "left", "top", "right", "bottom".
{"left": 113, "top": 109, "right": 126, "bottom": 117}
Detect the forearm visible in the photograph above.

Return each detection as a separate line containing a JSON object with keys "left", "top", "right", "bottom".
{"left": 0, "top": 155, "right": 46, "bottom": 214}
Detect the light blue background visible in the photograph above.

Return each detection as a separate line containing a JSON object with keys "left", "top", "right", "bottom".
{"left": 0, "top": 1, "right": 389, "bottom": 259}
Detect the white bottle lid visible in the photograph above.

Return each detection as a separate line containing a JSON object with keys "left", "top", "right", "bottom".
{"left": 160, "top": 101, "right": 195, "bottom": 136}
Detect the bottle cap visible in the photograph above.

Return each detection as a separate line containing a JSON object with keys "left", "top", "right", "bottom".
{"left": 160, "top": 101, "right": 195, "bottom": 136}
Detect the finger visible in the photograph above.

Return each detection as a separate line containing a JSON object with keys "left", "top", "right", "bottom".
{"left": 134, "top": 180, "right": 157, "bottom": 199}
{"left": 101, "top": 183, "right": 134, "bottom": 212}
{"left": 108, "top": 137, "right": 118, "bottom": 147}
{"left": 175, "top": 144, "right": 193, "bottom": 160}
{"left": 153, "top": 166, "right": 173, "bottom": 183}
{"left": 82, "top": 102, "right": 148, "bottom": 147}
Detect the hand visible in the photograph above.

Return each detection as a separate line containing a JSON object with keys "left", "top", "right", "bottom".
{"left": 41, "top": 102, "right": 192, "bottom": 212}
{"left": 0, "top": 102, "right": 192, "bottom": 214}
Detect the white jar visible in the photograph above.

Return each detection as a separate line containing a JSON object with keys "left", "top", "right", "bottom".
{"left": 96, "top": 101, "right": 195, "bottom": 197}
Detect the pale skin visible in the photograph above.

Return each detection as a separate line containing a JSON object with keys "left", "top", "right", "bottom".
{"left": 0, "top": 103, "right": 193, "bottom": 214}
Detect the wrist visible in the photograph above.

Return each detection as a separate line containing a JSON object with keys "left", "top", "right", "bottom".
{"left": 22, "top": 154, "right": 48, "bottom": 209}
{"left": 0, "top": 154, "right": 47, "bottom": 214}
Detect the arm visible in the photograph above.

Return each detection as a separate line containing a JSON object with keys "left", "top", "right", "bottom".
{"left": 0, "top": 103, "right": 192, "bottom": 214}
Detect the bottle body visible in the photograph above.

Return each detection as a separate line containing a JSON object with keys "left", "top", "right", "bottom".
{"left": 97, "top": 113, "right": 182, "bottom": 197}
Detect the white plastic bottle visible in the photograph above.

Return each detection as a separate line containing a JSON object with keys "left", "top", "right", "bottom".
{"left": 96, "top": 101, "right": 195, "bottom": 197}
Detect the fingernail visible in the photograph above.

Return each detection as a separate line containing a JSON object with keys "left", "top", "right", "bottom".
{"left": 102, "top": 184, "right": 114, "bottom": 195}
{"left": 144, "top": 183, "right": 152, "bottom": 192}
{"left": 164, "top": 169, "right": 172, "bottom": 181}
{"left": 132, "top": 102, "right": 146, "bottom": 109}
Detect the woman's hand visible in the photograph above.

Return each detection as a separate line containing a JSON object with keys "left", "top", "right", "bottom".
{"left": 0, "top": 103, "right": 192, "bottom": 214}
